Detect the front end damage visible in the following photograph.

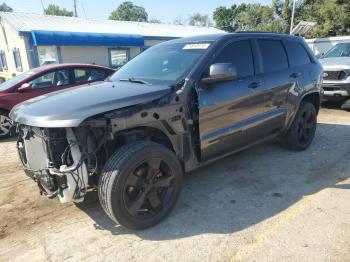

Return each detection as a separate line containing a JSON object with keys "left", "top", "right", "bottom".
{"left": 16, "top": 126, "right": 107, "bottom": 203}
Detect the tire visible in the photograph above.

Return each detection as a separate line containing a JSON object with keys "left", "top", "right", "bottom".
{"left": 280, "top": 101, "right": 317, "bottom": 151}
{"left": 0, "top": 110, "right": 12, "bottom": 140}
{"left": 98, "top": 141, "right": 183, "bottom": 230}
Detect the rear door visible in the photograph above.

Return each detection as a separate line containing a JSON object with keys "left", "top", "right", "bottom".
{"left": 254, "top": 39, "right": 293, "bottom": 131}
{"left": 73, "top": 67, "right": 109, "bottom": 85}
{"left": 197, "top": 39, "right": 266, "bottom": 160}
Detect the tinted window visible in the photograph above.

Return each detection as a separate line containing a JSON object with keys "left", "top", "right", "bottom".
{"left": 30, "top": 69, "right": 70, "bottom": 89}
{"left": 258, "top": 40, "right": 288, "bottom": 73}
{"left": 214, "top": 40, "right": 254, "bottom": 78}
{"left": 285, "top": 41, "right": 311, "bottom": 67}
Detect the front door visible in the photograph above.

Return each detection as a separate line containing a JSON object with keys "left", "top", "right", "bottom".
{"left": 197, "top": 39, "right": 265, "bottom": 161}
{"left": 16, "top": 69, "right": 73, "bottom": 103}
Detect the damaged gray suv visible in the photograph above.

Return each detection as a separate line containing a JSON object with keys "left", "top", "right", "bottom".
{"left": 11, "top": 33, "right": 323, "bottom": 229}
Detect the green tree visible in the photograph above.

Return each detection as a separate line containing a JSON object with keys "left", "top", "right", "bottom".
{"left": 44, "top": 4, "right": 73, "bottom": 17}
{"left": 189, "top": 13, "right": 210, "bottom": 27}
{"left": 214, "top": 3, "right": 285, "bottom": 33}
{"left": 299, "top": 0, "right": 350, "bottom": 37}
{"left": 0, "top": 2, "right": 13, "bottom": 12}
{"left": 109, "top": 1, "right": 148, "bottom": 22}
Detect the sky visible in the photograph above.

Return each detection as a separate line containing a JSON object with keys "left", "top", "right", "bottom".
{"left": 3, "top": 0, "right": 271, "bottom": 23}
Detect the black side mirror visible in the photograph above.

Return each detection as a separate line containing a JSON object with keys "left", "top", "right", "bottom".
{"left": 202, "top": 63, "right": 237, "bottom": 85}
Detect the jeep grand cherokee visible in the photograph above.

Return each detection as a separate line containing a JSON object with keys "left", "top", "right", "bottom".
{"left": 10, "top": 33, "right": 323, "bottom": 229}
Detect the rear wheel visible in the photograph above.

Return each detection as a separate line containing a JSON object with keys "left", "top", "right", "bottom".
{"left": 281, "top": 101, "right": 317, "bottom": 151}
{"left": 98, "top": 141, "right": 183, "bottom": 230}
{"left": 0, "top": 110, "right": 12, "bottom": 139}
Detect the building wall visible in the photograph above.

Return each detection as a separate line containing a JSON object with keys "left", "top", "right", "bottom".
{"left": 59, "top": 46, "right": 141, "bottom": 67}
{"left": 0, "top": 18, "right": 30, "bottom": 78}
{"left": 306, "top": 36, "right": 350, "bottom": 55}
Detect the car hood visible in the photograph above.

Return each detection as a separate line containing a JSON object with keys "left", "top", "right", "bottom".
{"left": 319, "top": 57, "right": 350, "bottom": 69}
{"left": 10, "top": 81, "right": 171, "bottom": 128}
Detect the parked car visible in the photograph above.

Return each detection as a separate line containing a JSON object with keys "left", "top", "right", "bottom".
{"left": 0, "top": 64, "right": 114, "bottom": 138}
{"left": 318, "top": 42, "right": 350, "bottom": 108}
{"left": 11, "top": 33, "right": 322, "bottom": 230}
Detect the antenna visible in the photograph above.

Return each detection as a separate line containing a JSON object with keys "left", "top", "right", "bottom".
{"left": 73, "top": 0, "right": 78, "bottom": 17}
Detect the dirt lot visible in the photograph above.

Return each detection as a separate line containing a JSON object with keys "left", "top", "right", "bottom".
{"left": 0, "top": 107, "right": 350, "bottom": 262}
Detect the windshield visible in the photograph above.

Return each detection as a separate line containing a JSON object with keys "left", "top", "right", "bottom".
{"left": 110, "top": 41, "right": 212, "bottom": 85}
{"left": 0, "top": 70, "right": 36, "bottom": 91}
{"left": 323, "top": 43, "right": 350, "bottom": 58}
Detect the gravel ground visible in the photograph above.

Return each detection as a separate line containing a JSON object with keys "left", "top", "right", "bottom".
{"left": 0, "top": 107, "right": 350, "bottom": 262}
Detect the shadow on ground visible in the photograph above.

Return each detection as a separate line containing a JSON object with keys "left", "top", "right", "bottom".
{"left": 76, "top": 122, "right": 350, "bottom": 240}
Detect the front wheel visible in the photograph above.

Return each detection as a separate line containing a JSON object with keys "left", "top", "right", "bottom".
{"left": 0, "top": 110, "right": 12, "bottom": 140}
{"left": 280, "top": 101, "right": 317, "bottom": 151}
{"left": 98, "top": 141, "right": 183, "bottom": 230}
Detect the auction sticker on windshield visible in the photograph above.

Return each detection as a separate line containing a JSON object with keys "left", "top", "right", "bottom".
{"left": 183, "top": 43, "right": 211, "bottom": 50}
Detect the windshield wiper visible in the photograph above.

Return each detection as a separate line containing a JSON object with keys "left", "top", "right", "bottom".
{"left": 119, "top": 78, "right": 149, "bottom": 85}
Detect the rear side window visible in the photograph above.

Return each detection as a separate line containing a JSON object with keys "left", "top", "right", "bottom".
{"left": 74, "top": 68, "right": 108, "bottom": 84}
{"left": 285, "top": 41, "right": 311, "bottom": 67}
{"left": 258, "top": 40, "right": 288, "bottom": 73}
{"left": 214, "top": 40, "right": 254, "bottom": 78}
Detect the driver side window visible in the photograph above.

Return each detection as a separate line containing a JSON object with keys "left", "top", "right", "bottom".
{"left": 213, "top": 40, "right": 255, "bottom": 79}
{"left": 30, "top": 69, "right": 70, "bottom": 89}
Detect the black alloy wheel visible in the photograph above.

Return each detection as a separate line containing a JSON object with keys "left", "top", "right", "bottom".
{"left": 98, "top": 141, "right": 183, "bottom": 230}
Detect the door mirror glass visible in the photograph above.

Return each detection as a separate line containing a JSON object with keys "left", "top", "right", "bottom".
{"left": 202, "top": 63, "right": 237, "bottom": 84}
{"left": 18, "top": 82, "right": 32, "bottom": 92}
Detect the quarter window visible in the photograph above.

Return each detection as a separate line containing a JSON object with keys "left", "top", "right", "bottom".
{"left": 214, "top": 40, "right": 254, "bottom": 78}
{"left": 109, "top": 49, "right": 129, "bottom": 68}
{"left": 13, "top": 48, "right": 23, "bottom": 72}
{"left": 0, "top": 51, "right": 7, "bottom": 71}
{"left": 285, "top": 41, "right": 311, "bottom": 67}
{"left": 258, "top": 40, "right": 288, "bottom": 73}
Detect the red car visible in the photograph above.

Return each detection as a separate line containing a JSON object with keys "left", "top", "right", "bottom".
{"left": 0, "top": 63, "right": 114, "bottom": 138}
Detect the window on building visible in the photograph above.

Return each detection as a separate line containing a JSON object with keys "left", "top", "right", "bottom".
{"left": 257, "top": 40, "right": 288, "bottom": 73}
{"left": 74, "top": 68, "right": 108, "bottom": 84}
{"left": 214, "top": 40, "right": 255, "bottom": 78}
{"left": 0, "top": 51, "right": 7, "bottom": 71}
{"left": 30, "top": 69, "right": 70, "bottom": 89}
{"left": 37, "top": 46, "right": 59, "bottom": 66}
{"left": 285, "top": 41, "right": 311, "bottom": 67}
{"left": 13, "top": 48, "right": 23, "bottom": 72}
{"left": 109, "top": 49, "right": 129, "bottom": 68}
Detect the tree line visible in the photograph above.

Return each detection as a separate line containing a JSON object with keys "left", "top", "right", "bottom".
{"left": 1, "top": 1, "right": 349, "bottom": 38}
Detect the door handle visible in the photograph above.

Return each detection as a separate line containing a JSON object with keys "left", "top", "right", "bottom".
{"left": 290, "top": 72, "right": 301, "bottom": 78}
{"left": 248, "top": 82, "right": 261, "bottom": 89}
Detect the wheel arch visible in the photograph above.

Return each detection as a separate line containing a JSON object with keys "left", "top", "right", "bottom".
{"left": 301, "top": 92, "right": 321, "bottom": 114}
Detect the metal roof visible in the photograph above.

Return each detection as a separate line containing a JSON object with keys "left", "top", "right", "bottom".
{"left": 0, "top": 12, "right": 225, "bottom": 38}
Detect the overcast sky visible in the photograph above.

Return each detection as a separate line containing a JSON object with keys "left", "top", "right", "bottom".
{"left": 4, "top": 0, "right": 271, "bottom": 23}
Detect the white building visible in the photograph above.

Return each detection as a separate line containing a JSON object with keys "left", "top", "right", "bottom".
{"left": 306, "top": 36, "right": 350, "bottom": 56}
{"left": 0, "top": 12, "right": 224, "bottom": 81}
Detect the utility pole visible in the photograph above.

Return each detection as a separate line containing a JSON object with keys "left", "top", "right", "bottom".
{"left": 290, "top": 0, "right": 296, "bottom": 34}
{"left": 73, "top": 0, "right": 78, "bottom": 17}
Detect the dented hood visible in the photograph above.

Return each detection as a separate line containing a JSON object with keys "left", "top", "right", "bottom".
{"left": 10, "top": 81, "right": 171, "bottom": 128}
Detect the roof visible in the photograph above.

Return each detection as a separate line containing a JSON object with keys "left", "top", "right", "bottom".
{"left": 0, "top": 12, "right": 225, "bottom": 38}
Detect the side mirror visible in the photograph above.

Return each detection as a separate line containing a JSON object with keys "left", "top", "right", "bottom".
{"left": 18, "top": 83, "right": 32, "bottom": 92}
{"left": 202, "top": 63, "right": 237, "bottom": 85}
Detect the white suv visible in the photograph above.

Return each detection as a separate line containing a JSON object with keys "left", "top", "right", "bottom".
{"left": 319, "top": 42, "right": 350, "bottom": 108}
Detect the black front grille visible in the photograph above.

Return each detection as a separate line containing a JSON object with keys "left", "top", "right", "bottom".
{"left": 324, "top": 70, "right": 348, "bottom": 80}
